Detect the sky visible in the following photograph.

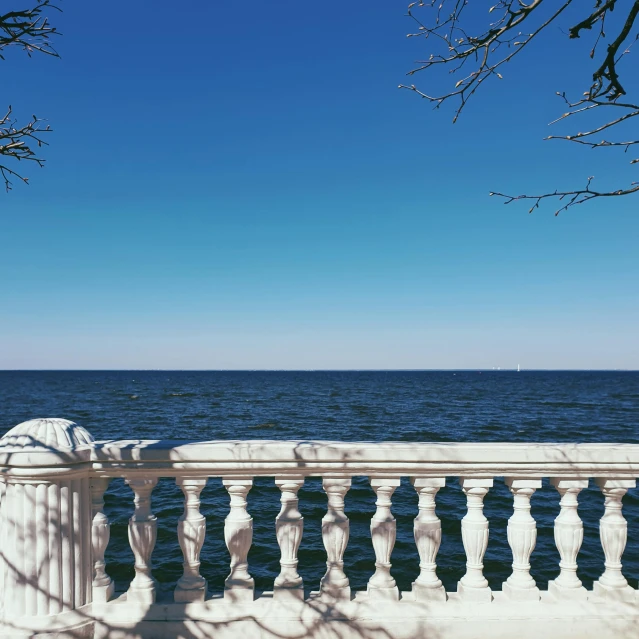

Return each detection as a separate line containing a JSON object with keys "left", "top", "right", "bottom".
{"left": 1, "top": 0, "right": 637, "bottom": 370}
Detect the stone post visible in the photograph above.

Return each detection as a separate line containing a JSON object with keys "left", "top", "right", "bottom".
{"left": 0, "top": 418, "right": 95, "bottom": 634}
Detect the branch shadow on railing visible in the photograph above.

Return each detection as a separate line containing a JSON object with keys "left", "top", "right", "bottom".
{"left": 3, "top": 427, "right": 639, "bottom": 638}
{"left": 0, "top": 435, "right": 416, "bottom": 639}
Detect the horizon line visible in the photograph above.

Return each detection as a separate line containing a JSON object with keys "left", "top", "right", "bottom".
{"left": 1, "top": 368, "right": 638, "bottom": 373}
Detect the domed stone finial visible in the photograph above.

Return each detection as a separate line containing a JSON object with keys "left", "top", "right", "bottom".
{"left": 0, "top": 418, "right": 94, "bottom": 467}
{"left": 0, "top": 418, "right": 95, "bottom": 624}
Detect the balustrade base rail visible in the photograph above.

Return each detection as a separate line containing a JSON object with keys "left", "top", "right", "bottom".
{"left": 2, "top": 592, "right": 639, "bottom": 639}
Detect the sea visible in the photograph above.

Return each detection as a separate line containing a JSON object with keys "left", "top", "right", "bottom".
{"left": 1, "top": 370, "right": 638, "bottom": 598}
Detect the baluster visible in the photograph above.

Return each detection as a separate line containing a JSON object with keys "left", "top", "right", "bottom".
{"left": 223, "top": 477, "right": 254, "bottom": 602}
{"left": 125, "top": 477, "right": 158, "bottom": 604}
{"left": 274, "top": 476, "right": 304, "bottom": 601}
{"left": 593, "top": 478, "right": 636, "bottom": 601}
{"left": 457, "top": 477, "right": 493, "bottom": 602}
{"left": 548, "top": 478, "right": 588, "bottom": 600}
{"left": 0, "top": 479, "right": 4, "bottom": 619}
{"left": 319, "top": 477, "right": 352, "bottom": 600}
{"left": 90, "top": 478, "right": 115, "bottom": 603}
{"left": 411, "top": 477, "right": 446, "bottom": 601}
{"left": 503, "top": 478, "right": 541, "bottom": 601}
{"left": 367, "top": 477, "right": 400, "bottom": 600}
{"left": 175, "top": 478, "right": 208, "bottom": 602}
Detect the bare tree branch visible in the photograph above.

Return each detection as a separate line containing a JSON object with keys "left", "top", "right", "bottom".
{"left": 491, "top": 176, "right": 639, "bottom": 216}
{"left": 0, "top": 106, "right": 51, "bottom": 191}
{"left": 402, "top": 0, "right": 639, "bottom": 213}
{"left": 0, "top": 0, "right": 60, "bottom": 58}
{"left": 1, "top": 1, "right": 60, "bottom": 192}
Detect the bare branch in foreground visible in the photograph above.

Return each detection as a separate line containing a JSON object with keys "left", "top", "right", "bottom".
{"left": 0, "top": 106, "right": 51, "bottom": 191}
{"left": 0, "top": 1, "right": 61, "bottom": 192}
{"left": 0, "top": 0, "right": 60, "bottom": 59}
{"left": 402, "top": 0, "right": 639, "bottom": 212}
{"left": 491, "top": 177, "right": 639, "bottom": 216}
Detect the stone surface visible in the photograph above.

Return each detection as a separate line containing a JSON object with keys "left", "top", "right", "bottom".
{"left": 2, "top": 421, "right": 639, "bottom": 638}
{"left": 0, "top": 417, "right": 94, "bottom": 450}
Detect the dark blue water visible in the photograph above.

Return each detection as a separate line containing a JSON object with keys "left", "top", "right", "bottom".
{"left": 2, "top": 370, "right": 639, "bottom": 598}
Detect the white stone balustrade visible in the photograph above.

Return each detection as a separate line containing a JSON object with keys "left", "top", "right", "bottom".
{"left": 2, "top": 419, "right": 639, "bottom": 639}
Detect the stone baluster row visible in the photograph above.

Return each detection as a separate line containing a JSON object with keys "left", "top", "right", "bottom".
{"left": 88, "top": 473, "right": 637, "bottom": 605}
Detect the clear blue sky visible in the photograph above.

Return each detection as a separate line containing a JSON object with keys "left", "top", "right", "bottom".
{"left": 1, "top": 0, "right": 637, "bottom": 369}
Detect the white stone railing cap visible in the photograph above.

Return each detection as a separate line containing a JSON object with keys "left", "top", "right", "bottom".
{"left": 90, "top": 439, "right": 639, "bottom": 479}
{"left": 0, "top": 418, "right": 94, "bottom": 469}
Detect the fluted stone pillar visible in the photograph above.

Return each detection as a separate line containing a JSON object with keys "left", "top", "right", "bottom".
{"left": 0, "top": 418, "right": 95, "bottom": 633}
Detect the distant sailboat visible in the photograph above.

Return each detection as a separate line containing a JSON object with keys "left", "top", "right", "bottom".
{"left": 517, "top": 364, "right": 520, "bottom": 372}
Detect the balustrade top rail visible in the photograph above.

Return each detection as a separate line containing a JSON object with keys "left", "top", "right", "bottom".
{"left": 3, "top": 435, "right": 639, "bottom": 478}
